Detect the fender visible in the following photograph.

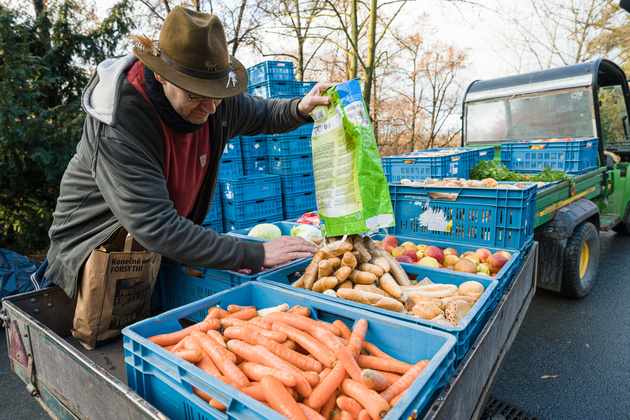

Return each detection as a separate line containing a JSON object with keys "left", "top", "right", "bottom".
{"left": 536, "top": 198, "right": 600, "bottom": 240}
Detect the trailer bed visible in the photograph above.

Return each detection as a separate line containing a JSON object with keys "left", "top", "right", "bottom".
{"left": 1, "top": 243, "right": 538, "bottom": 420}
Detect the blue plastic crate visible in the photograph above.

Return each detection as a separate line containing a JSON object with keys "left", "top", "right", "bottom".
{"left": 221, "top": 137, "right": 242, "bottom": 161}
{"left": 270, "top": 154, "right": 313, "bottom": 175}
{"left": 387, "top": 182, "right": 537, "bottom": 250}
{"left": 368, "top": 233, "right": 522, "bottom": 307}
{"left": 154, "top": 257, "right": 302, "bottom": 322}
{"left": 248, "top": 80, "right": 301, "bottom": 99}
{"left": 219, "top": 174, "right": 281, "bottom": 202}
{"left": 382, "top": 148, "right": 471, "bottom": 182}
{"left": 247, "top": 61, "right": 295, "bottom": 85}
{"left": 268, "top": 134, "right": 312, "bottom": 158}
{"left": 202, "top": 219, "right": 223, "bottom": 233}
{"left": 123, "top": 282, "right": 457, "bottom": 420}
{"left": 222, "top": 195, "right": 282, "bottom": 222}
{"left": 240, "top": 134, "right": 268, "bottom": 159}
{"left": 298, "top": 81, "right": 317, "bottom": 95}
{"left": 280, "top": 173, "right": 315, "bottom": 195}
{"left": 242, "top": 156, "right": 269, "bottom": 175}
{"left": 261, "top": 259, "right": 497, "bottom": 361}
{"left": 218, "top": 158, "right": 243, "bottom": 178}
{"left": 282, "top": 191, "right": 316, "bottom": 216}
{"left": 280, "top": 123, "right": 313, "bottom": 137}
{"left": 467, "top": 146, "right": 495, "bottom": 169}
{"left": 500, "top": 137, "right": 599, "bottom": 174}
{"left": 222, "top": 214, "right": 285, "bottom": 233}
{"left": 203, "top": 196, "right": 222, "bottom": 225}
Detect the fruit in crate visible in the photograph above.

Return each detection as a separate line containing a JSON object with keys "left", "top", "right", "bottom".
{"left": 475, "top": 248, "right": 492, "bottom": 263}
{"left": 477, "top": 263, "right": 490, "bottom": 276}
{"left": 402, "top": 250, "right": 419, "bottom": 262}
{"left": 391, "top": 246, "right": 406, "bottom": 258}
{"left": 486, "top": 252, "right": 509, "bottom": 274}
{"left": 443, "top": 247, "right": 459, "bottom": 258}
{"left": 397, "top": 255, "right": 415, "bottom": 264}
{"left": 496, "top": 250, "right": 512, "bottom": 260}
{"left": 442, "top": 254, "right": 459, "bottom": 268}
{"left": 461, "top": 251, "right": 480, "bottom": 264}
{"left": 453, "top": 258, "right": 478, "bottom": 274}
{"left": 399, "top": 177, "right": 528, "bottom": 190}
{"left": 423, "top": 246, "right": 445, "bottom": 264}
{"left": 402, "top": 241, "right": 418, "bottom": 252}
{"left": 418, "top": 256, "right": 440, "bottom": 268}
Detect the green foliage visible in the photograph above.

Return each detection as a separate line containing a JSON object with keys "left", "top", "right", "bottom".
{"left": 469, "top": 159, "right": 572, "bottom": 183}
{"left": 0, "top": 1, "right": 134, "bottom": 254}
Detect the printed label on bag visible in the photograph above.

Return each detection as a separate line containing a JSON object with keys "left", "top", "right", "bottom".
{"left": 109, "top": 276, "right": 152, "bottom": 330}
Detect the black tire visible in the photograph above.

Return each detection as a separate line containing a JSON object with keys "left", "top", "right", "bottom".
{"left": 612, "top": 222, "right": 630, "bottom": 235}
{"left": 561, "top": 221, "right": 599, "bottom": 298}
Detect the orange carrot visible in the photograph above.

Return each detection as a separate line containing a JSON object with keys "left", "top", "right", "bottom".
{"left": 301, "top": 369, "right": 320, "bottom": 387}
{"left": 348, "top": 319, "right": 368, "bottom": 359}
{"left": 192, "top": 386, "right": 211, "bottom": 402}
{"left": 209, "top": 398, "right": 227, "bottom": 411}
{"left": 339, "top": 410, "right": 355, "bottom": 420}
{"left": 390, "top": 393, "right": 403, "bottom": 406}
{"left": 299, "top": 403, "right": 327, "bottom": 420}
{"left": 196, "top": 357, "right": 222, "bottom": 377}
{"left": 336, "top": 395, "right": 363, "bottom": 418}
{"left": 227, "top": 304, "right": 256, "bottom": 313}
{"left": 249, "top": 316, "right": 273, "bottom": 330}
{"left": 320, "top": 391, "right": 338, "bottom": 420}
{"left": 357, "top": 409, "right": 371, "bottom": 420}
{"left": 360, "top": 369, "right": 389, "bottom": 391}
{"left": 362, "top": 341, "right": 396, "bottom": 361}
{"left": 220, "top": 318, "right": 288, "bottom": 342}
{"left": 357, "top": 355, "right": 413, "bottom": 374}
{"left": 226, "top": 340, "right": 312, "bottom": 398}
{"left": 272, "top": 322, "right": 337, "bottom": 368}
{"left": 261, "top": 375, "right": 308, "bottom": 420}
{"left": 163, "top": 344, "right": 176, "bottom": 351}
{"left": 227, "top": 307, "right": 258, "bottom": 320}
{"left": 330, "top": 408, "right": 342, "bottom": 420}
{"left": 307, "top": 360, "right": 347, "bottom": 410}
{"left": 241, "top": 362, "right": 298, "bottom": 388}
{"left": 173, "top": 348, "right": 204, "bottom": 363}
{"left": 223, "top": 326, "right": 323, "bottom": 373}
{"left": 261, "top": 311, "right": 321, "bottom": 332}
{"left": 380, "top": 359, "right": 429, "bottom": 403}
{"left": 207, "top": 329, "right": 227, "bottom": 348}
{"left": 240, "top": 383, "right": 267, "bottom": 402}
{"left": 287, "top": 305, "right": 311, "bottom": 317}
{"left": 147, "top": 319, "right": 220, "bottom": 347}
{"left": 331, "top": 340, "right": 362, "bottom": 382}
{"left": 192, "top": 332, "right": 249, "bottom": 388}
{"left": 319, "top": 321, "right": 341, "bottom": 337}
{"left": 372, "top": 370, "right": 402, "bottom": 385}
{"left": 191, "top": 331, "right": 237, "bottom": 363}
{"left": 333, "top": 320, "right": 352, "bottom": 341}
{"left": 206, "top": 307, "right": 230, "bottom": 320}
{"left": 281, "top": 339, "right": 298, "bottom": 351}
{"left": 340, "top": 379, "right": 390, "bottom": 420}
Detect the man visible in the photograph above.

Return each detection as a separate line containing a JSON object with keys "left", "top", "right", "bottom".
{"left": 45, "top": 6, "right": 327, "bottom": 299}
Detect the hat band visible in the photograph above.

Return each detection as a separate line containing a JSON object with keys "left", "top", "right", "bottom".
{"left": 159, "top": 48, "right": 231, "bottom": 80}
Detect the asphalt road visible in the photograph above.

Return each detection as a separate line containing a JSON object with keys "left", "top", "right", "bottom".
{"left": 1, "top": 231, "right": 629, "bottom": 420}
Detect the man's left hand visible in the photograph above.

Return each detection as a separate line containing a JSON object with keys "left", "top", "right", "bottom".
{"left": 297, "top": 82, "right": 336, "bottom": 118}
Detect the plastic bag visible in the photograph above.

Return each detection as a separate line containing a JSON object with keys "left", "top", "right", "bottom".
{"left": 309, "top": 79, "right": 394, "bottom": 237}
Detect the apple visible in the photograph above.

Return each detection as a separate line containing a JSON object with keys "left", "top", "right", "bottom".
{"left": 402, "top": 250, "right": 418, "bottom": 263}
{"left": 402, "top": 241, "right": 418, "bottom": 253}
{"left": 475, "top": 248, "right": 492, "bottom": 263}
{"left": 496, "top": 250, "right": 512, "bottom": 260}
{"left": 453, "top": 258, "right": 477, "bottom": 274}
{"left": 487, "top": 253, "right": 508, "bottom": 274}
{"left": 477, "top": 263, "right": 490, "bottom": 275}
{"left": 382, "top": 242, "right": 397, "bottom": 253}
{"left": 443, "top": 247, "right": 459, "bottom": 258}
{"left": 445, "top": 266, "right": 454, "bottom": 270}
{"left": 461, "top": 251, "right": 480, "bottom": 264}
{"left": 416, "top": 244, "right": 428, "bottom": 253}
{"left": 396, "top": 255, "right": 415, "bottom": 264}
{"left": 391, "top": 246, "right": 406, "bottom": 258}
{"left": 418, "top": 256, "right": 440, "bottom": 268}
{"left": 442, "top": 254, "right": 460, "bottom": 268}
{"left": 423, "top": 246, "right": 445, "bottom": 264}
{"left": 383, "top": 236, "right": 399, "bottom": 246}
{"left": 416, "top": 250, "right": 425, "bottom": 261}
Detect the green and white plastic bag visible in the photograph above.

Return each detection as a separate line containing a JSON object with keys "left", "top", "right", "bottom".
{"left": 309, "top": 79, "right": 394, "bottom": 237}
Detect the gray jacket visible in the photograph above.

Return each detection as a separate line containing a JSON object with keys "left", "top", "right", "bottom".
{"left": 46, "top": 54, "right": 308, "bottom": 298}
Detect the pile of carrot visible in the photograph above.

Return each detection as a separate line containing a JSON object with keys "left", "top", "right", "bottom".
{"left": 147, "top": 303, "right": 430, "bottom": 420}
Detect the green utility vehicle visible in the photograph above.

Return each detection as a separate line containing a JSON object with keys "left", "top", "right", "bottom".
{"left": 463, "top": 58, "right": 630, "bottom": 298}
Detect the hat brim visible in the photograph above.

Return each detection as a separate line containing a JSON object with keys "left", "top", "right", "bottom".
{"left": 133, "top": 45, "right": 249, "bottom": 99}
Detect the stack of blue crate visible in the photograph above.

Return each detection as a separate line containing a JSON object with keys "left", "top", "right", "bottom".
{"left": 240, "top": 134, "right": 269, "bottom": 175}
{"left": 203, "top": 184, "right": 223, "bottom": 233}
{"left": 219, "top": 174, "right": 283, "bottom": 232}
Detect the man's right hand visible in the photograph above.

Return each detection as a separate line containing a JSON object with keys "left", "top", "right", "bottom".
{"left": 262, "top": 236, "right": 319, "bottom": 267}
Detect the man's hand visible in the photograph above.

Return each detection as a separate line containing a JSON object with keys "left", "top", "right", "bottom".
{"left": 297, "top": 82, "right": 336, "bottom": 118}
{"left": 262, "top": 236, "right": 319, "bottom": 267}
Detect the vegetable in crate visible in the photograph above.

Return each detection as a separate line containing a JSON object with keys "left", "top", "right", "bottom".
{"left": 147, "top": 302, "right": 431, "bottom": 418}
{"left": 290, "top": 224, "right": 323, "bottom": 244}
{"left": 248, "top": 223, "right": 282, "bottom": 240}
{"left": 469, "top": 159, "right": 572, "bottom": 183}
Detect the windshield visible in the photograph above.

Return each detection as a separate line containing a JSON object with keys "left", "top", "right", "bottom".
{"left": 465, "top": 88, "right": 596, "bottom": 144}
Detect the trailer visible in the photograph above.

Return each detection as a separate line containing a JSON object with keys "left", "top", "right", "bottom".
{"left": 463, "top": 58, "right": 630, "bottom": 298}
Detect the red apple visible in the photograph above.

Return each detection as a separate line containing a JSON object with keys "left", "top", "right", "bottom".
{"left": 416, "top": 250, "right": 425, "bottom": 261}
{"left": 383, "top": 236, "right": 399, "bottom": 246}
{"left": 475, "top": 248, "right": 492, "bottom": 263}
{"left": 402, "top": 250, "right": 418, "bottom": 263}
{"left": 487, "top": 253, "right": 508, "bottom": 274}
{"left": 461, "top": 251, "right": 480, "bottom": 264}
{"left": 443, "top": 247, "right": 459, "bottom": 258}
{"left": 496, "top": 250, "right": 512, "bottom": 260}
{"left": 402, "top": 241, "right": 418, "bottom": 253}
{"left": 423, "top": 246, "right": 445, "bottom": 264}
{"left": 442, "top": 254, "right": 460, "bottom": 268}
{"left": 418, "top": 256, "right": 440, "bottom": 268}
{"left": 392, "top": 246, "right": 406, "bottom": 258}
{"left": 445, "top": 266, "right": 454, "bottom": 270}
{"left": 416, "top": 244, "right": 428, "bottom": 253}
{"left": 396, "top": 255, "right": 414, "bottom": 264}
{"left": 453, "top": 258, "right": 478, "bottom": 274}
{"left": 382, "top": 242, "right": 396, "bottom": 253}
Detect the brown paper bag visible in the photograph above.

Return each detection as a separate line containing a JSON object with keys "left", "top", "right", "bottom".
{"left": 72, "top": 228, "right": 161, "bottom": 349}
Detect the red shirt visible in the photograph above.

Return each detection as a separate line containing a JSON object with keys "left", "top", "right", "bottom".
{"left": 126, "top": 61, "right": 210, "bottom": 217}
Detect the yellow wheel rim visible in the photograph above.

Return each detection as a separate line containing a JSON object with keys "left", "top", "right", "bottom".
{"left": 579, "top": 241, "right": 590, "bottom": 279}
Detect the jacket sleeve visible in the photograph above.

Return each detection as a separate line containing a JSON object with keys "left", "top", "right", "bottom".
{"left": 93, "top": 124, "right": 265, "bottom": 271}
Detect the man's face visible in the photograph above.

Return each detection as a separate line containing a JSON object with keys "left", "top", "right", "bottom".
{"left": 155, "top": 73, "right": 222, "bottom": 125}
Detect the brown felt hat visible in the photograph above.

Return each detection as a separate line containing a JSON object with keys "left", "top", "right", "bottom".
{"left": 132, "top": 6, "right": 248, "bottom": 99}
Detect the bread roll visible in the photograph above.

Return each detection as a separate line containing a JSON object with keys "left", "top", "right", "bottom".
{"left": 402, "top": 283, "right": 458, "bottom": 299}
{"left": 337, "top": 288, "right": 404, "bottom": 312}
{"left": 444, "top": 300, "right": 473, "bottom": 326}
{"left": 411, "top": 301, "right": 443, "bottom": 320}
{"left": 458, "top": 281, "right": 485, "bottom": 300}
{"left": 441, "top": 295, "right": 477, "bottom": 306}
